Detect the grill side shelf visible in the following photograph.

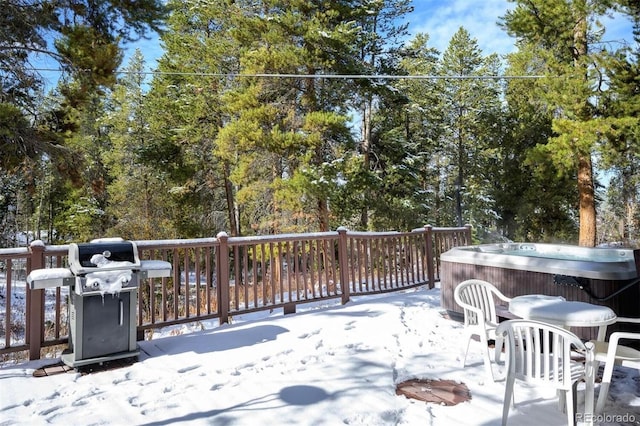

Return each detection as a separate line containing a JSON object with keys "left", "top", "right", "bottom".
{"left": 27, "top": 268, "right": 75, "bottom": 289}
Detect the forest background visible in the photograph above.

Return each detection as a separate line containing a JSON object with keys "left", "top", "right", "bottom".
{"left": 1, "top": 0, "right": 639, "bottom": 248}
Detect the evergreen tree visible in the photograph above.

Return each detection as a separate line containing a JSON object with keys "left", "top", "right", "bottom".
{"left": 599, "top": 1, "right": 640, "bottom": 243}
{"left": 144, "top": 0, "right": 236, "bottom": 237}
{"left": 362, "top": 33, "right": 442, "bottom": 230}
{"left": 499, "top": 44, "right": 578, "bottom": 242}
{"left": 211, "top": 0, "right": 358, "bottom": 234}
{"left": 100, "top": 51, "right": 177, "bottom": 239}
{"left": 501, "top": 0, "right": 621, "bottom": 246}
{"left": 0, "top": 0, "right": 166, "bottom": 168}
{"left": 437, "top": 28, "right": 503, "bottom": 229}
{"left": 349, "top": 0, "right": 412, "bottom": 230}
{"left": 1, "top": 0, "right": 167, "bottom": 242}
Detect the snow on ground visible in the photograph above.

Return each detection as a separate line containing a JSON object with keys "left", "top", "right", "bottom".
{"left": 1, "top": 285, "right": 639, "bottom": 426}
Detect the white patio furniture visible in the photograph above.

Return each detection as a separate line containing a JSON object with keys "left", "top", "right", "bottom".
{"left": 590, "top": 317, "right": 640, "bottom": 414}
{"left": 496, "top": 319, "right": 595, "bottom": 426}
{"left": 454, "top": 279, "right": 511, "bottom": 381}
{"left": 508, "top": 293, "right": 619, "bottom": 424}
{"left": 509, "top": 294, "right": 617, "bottom": 341}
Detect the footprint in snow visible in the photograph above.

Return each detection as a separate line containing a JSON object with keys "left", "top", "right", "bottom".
{"left": 298, "top": 329, "right": 321, "bottom": 339}
{"left": 177, "top": 364, "right": 201, "bottom": 374}
{"left": 39, "top": 405, "right": 63, "bottom": 416}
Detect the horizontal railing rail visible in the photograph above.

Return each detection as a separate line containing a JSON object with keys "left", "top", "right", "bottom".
{"left": 0, "top": 224, "right": 472, "bottom": 362}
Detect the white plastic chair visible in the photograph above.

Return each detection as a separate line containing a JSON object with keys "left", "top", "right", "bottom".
{"left": 590, "top": 317, "right": 640, "bottom": 414}
{"left": 454, "top": 279, "right": 512, "bottom": 381}
{"left": 496, "top": 319, "right": 594, "bottom": 426}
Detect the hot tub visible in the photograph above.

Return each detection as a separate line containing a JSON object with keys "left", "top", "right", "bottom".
{"left": 440, "top": 243, "right": 640, "bottom": 340}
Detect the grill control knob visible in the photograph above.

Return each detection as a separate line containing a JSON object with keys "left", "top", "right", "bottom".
{"left": 85, "top": 280, "right": 100, "bottom": 290}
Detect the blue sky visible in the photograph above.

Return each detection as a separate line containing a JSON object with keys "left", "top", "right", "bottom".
{"left": 408, "top": 0, "right": 634, "bottom": 57}
{"left": 408, "top": 0, "right": 518, "bottom": 55}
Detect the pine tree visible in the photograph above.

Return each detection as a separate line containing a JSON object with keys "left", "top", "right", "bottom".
{"left": 0, "top": 0, "right": 166, "bottom": 170}
{"left": 1, "top": 0, "right": 166, "bottom": 242}
{"left": 437, "top": 28, "right": 502, "bottom": 229}
{"left": 360, "top": 32, "right": 442, "bottom": 230}
{"left": 499, "top": 44, "right": 578, "bottom": 242}
{"left": 349, "top": 0, "right": 412, "bottom": 230}
{"left": 212, "top": 0, "right": 358, "bottom": 234}
{"left": 598, "top": 1, "right": 640, "bottom": 243}
{"left": 143, "top": 0, "right": 237, "bottom": 237}
{"left": 501, "top": 0, "right": 621, "bottom": 246}
{"left": 100, "top": 51, "right": 173, "bottom": 239}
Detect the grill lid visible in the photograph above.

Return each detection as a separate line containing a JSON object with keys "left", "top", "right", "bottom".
{"left": 69, "top": 238, "right": 140, "bottom": 275}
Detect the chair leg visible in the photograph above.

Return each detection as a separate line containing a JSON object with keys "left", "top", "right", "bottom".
{"left": 495, "top": 335, "right": 504, "bottom": 363}
{"left": 558, "top": 390, "right": 566, "bottom": 412}
{"left": 478, "top": 332, "right": 494, "bottom": 381}
{"left": 565, "top": 383, "right": 578, "bottom": 426}
{"left": 595, "top": 382, "right": 611, "bottom": 414}
{"left": 461, "top": 331, "right": 472, "bottom": 367}
{"left": 584, "top": 360, "right": 596, "bottom": 425}
{"left": 595, "top": 361, "right": 615, "bottom": 414}
{"left": 502, "top": 376, "right": 515, "bottom": 426}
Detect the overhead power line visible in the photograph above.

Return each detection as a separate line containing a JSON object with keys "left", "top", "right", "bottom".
{"left": 26, "top": 68, "right": 547, "bottom": 80}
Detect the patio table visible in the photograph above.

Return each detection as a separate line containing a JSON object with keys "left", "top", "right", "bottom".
{"left": 509, "top": 294, "right": 617, "bottom": 340}
{"left": 507, "top": 294, "right": 617, "bottom": 426}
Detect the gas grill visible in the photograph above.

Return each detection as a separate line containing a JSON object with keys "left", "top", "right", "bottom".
{"left": 27, "top": 238, "right": 171, "bottom": 368}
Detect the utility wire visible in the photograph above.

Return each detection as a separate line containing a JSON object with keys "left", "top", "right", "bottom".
{"left": 26, "top": 68, "right": 547, "bottom": 80}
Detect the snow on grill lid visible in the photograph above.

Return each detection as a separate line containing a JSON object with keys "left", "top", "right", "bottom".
{"left": 68, "top": 239, "right": 141, "bottom": 275}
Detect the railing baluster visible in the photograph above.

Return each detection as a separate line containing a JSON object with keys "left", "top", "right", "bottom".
{"left": 206, "top": 246, "right": 213, "bottom": 314}
{"left": 285, "top": 241, "right": 292, "bottom": 302}
{"left": 5, "top": 260, "right": 12, "bottom": 351}
{"left": 183, "top": 249, "right": 189, "bottom": 318}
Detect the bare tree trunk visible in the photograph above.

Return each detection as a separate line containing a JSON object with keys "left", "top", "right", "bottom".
{"left": 455, "top": 130, "right": 464, "bottom": 227}
{"left": 574, "top": 5, "right": 596, "bottom": 247}
{"left": 577, "top": 154, "right": 596, "bottom": 246}
{"left": 360, "top": 98, "right": 372, "bottom": 229}
{"left": 318, "top": 199, "right": 329, "bottom": 232}
{"left": 223, "top": 161, "right": 239, "bottom": 237}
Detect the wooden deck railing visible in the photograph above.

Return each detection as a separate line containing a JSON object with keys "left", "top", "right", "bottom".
{"left": 0, "top": 225, "right": 472, "bottom": 361}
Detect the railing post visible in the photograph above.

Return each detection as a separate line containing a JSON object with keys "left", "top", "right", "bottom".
{"left": 216, "top": 232, "right": 230, "bottom": 324}
{"left": 464, "top": 224, "right": 472, "bottom": 245}
{"left": 27, "top": 240, "right": 45, "bottom": 360}
{"left": 337, "top": 227, "right": 350, "bottom": 304}
{"left": 425, "top": 225, "right": 435, "bottom": 289}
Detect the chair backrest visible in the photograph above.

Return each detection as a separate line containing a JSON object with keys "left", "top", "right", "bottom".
{"left": 496, "top": 319, "right": 589, "bottom": 390}
{"left": 454, "top": 279, "right": 501, "bottom": 327}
